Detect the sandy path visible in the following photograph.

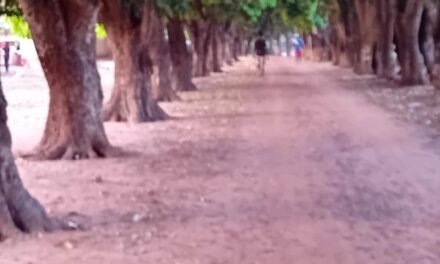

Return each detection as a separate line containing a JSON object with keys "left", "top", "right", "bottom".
{"left": 1, "top": 57, "right": 440, "bottom": 263}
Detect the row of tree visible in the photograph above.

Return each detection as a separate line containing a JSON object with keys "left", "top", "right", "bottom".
{"left": 323, "top": 0, "right": 440, "bottom": 88}
{"left": 0, "top": 0, "right": 324, "bottom": 240}
{"left": 1, "top": 0, "right": 279, "bottom": 161}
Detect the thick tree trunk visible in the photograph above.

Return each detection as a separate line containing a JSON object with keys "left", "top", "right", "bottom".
{"left": 277, "top": 33, "right": 283, "bottom": 56}
{"left": 219, "top": 23, "right": 234, "bottom": 65}
{"left": 231, "top": 36, "right": 240, "bottom": 61}
{"left": 312, "top": 30, "right": 331, "bottom": 61}
{"left": 143, "top": 3, "right": 178, "bottom": 102}
{"left": 330, "top": 8, "right": 348, "bottom": 66}
{"left": 20, "top": 0, "right": 111, "bottom": 160}
{"left": 189, "top": 20, "right": 212, "bottom": 77}
{"left": 224, "top": 32, "right": 234, "bottom": 65}
{"left": 330, "top": 25, "right": 341, "bottom": 65}
{"left": 167, "top": 18, "right": 197, "bottom": 91}
{"left": 101, "top": 1, "right": 167, "bottom": 122}
{"left": 376, "top": 0, "right": 397, "bottom": 79}
{"left": 245, "top": 35, "right": 253, "bottom": 55}
{"left": 236, "top": 30, "right": 245, "bottom": 57}
{"left": 211, "top": 23, "right": 222, "bottom": 73}
{"left": 353, "top": 0, "right": 377, "bottom": 74}
{"left": 331, "top": 0, "right": 352, "bottom": 67}
{"left": 230, "top": 26, "right": 240, "bottom": 61}
{"left": 419, "top": 2, "right": 435, "bottom": 78}
{"left": 0, "top": 80, "right": 61, "bottom": 239}
{"left": 336, "top": 0, "right": 361, "bottom": 68}
{"left": 396, "top": 0, "right": 428, "bottom": 85}
{"left": 431, "top": 2, "right": 440, "bottom": 89}
{"left": 285, "top": 32, "right": 292, "bottom": 56}
{"left": 218, "top": 29, "right": 227, "bottom": 65}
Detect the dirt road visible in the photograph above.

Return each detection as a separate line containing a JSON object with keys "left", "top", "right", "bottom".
{"left": 2, "top": 57, "right": 440, "bottom": 263}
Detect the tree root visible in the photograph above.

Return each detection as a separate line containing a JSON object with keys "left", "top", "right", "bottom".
{"left": 20, "top": 140, "right": 112, "bottom": 161}
{"left": 175, "top": 80, "right": 197, "bottom": 92}
{"left": 157, "top": 91, "right": 181, "bottom": 102}
{"left": 146, "top": 100, "right": 169, "bottom": 121}
{"left": 104, "top": 100, "right": 169, "bottom": 123}
{"left": 0, "top": 212, "right": 90, "bottom": 241}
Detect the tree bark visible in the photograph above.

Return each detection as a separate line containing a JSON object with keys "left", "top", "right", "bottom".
{"left": 101, "top": 1, "right": 167, "bottom": 122}
{"left": 211, "top": 23, "right": 222, "bottom": 73}
{"left": 336, "top": 0, "right": 360, "bottom": 68}
{"left": 245, "top": 35, "right": 253, "bottom": 55}
{"left": 167, "top": 18, "right": 197, "bottom": 91}
{"left": 396, "top": 0, "right": 428, "bottom": 85}
{"left": 431, "top": 1, "right": 440, "bottom": 89}
{"left": 20, "top": 0, "right": 111, "bottom": 160}
{"left": 329, "top": 3, "right": 349, "bottom": 66}
{"left": 376, "top": 0, "right": 397, "bottom": 78}
{"left": 143, "top": 2, "right": 178, "bottom": 102}
{"left": 419, "top": 1, "right": 435, "bottom": 78}
{"left": 236, "top": 30, "right": 245, "bottom": 57}
{"left": 285, "top": 32, "right": 292, "bottom": 56}
{"left": 277, "top": 33, "right": 283, "bottom": 56}
{"left": 0, "top": 79, "right": 61, "bottom": 239}
{"left": 189, "top": 20, "right": 213, "bottom": 77}
{"left": 230, "top": 25, "right": 240, "bottom": 61}
{"left": 353, "top": 0, "right": 377, "bottom": 74}
{"left": 222, "top": 24, "right": 234, "bottom": 65}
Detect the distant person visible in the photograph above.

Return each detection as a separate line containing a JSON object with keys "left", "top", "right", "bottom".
{"left": 254, "top": 31, "right": 267, "bottom": 76}
{"left": 3, "top": 42, "right": 10, "bottom": 73}
{"left": 14, "top": 42, "right": 22, "bottom": 66}
{"left": 292, "top": 34, "right": 304, "bottom": 61}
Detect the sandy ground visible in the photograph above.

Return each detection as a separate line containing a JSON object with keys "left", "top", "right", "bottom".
{"left": 1, "top": 57, "right": 440, "bottom": 263}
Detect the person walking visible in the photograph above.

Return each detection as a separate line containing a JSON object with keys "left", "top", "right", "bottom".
{"left": 292, "top": 34, "right": 304, "bottom": 62}
{"left": 3, "top": 42, "right": 10, "bottom": 73}
{"left": 254, "top": 31, "right": 268, "bottom": 76}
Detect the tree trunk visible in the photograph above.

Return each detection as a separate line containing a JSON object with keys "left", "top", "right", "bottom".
{"left": 285, "top": 32, "right": 292, "bottom": 56}
{"left": 329, "top": 5, "right": 348, "bottom": 66}
{"left": 230, "top": 25, "right": 240, "bottom": 61}
{"left": 376, "top": 0, "right": 397, "bottom": 78}
{"left": 189, "top": 20, "right": 212, "bottom": 77}
{"left": 419, "top": 2, "right": 435, "bottom": 78}
{"left": 211, "top": 23, "right": 222, "bottom": 73}
{"left": 143, "top": 3, "right": 178, "bottom": 102}
{"left": 396, "top": 0, "right": 428, "bottom": 85}
{"left": 353, "top": 0, "right": 377, "bottom": 74}
{"left": 101, "top": 1, "right": 167, "bottom": 122}
{"left": 431, "top": 2, "right": 440, "bottom": 89}
{"left": 167, "top": 18, "right": 197, "bottom": 91}
{"left": 277, "top": 33, "right": 283, "bottom": 56}
{"left": 236, "top": 30, "right": 245, "bottom": 56}
{"left": 336, "top": 0, "right": 360, "bottom": 68}
{"left": 245, "top": 35, "right": 253, "bottom": 55}
{"left": 330, "top": 25, "right": 341, "bottom": 64}
{"left": 224, "top": 31, "right": 234, "bottom": 65}
{"left": 0, "top": 79, "right": 62, "bottom": 239}
{"left": 20, "top": 0, "right": 111, "bottom": 160}
{"left": 218, "top": 28, "right": 227, "bottom": 65}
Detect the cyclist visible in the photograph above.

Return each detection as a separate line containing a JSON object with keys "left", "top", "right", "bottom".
{"left": 292, "top": 33, "right": 304, "bottom": 61}
{"left": 254, "top": 31, "right": 267, "bottom": 76}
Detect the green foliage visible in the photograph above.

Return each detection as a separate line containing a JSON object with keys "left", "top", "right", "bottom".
{"left": 156, "top": 0, "right": 191, "bottom": 18}
{"left": 155, "top": 0, "right": 329, "bottom": 36}
{"left": 5, "top": 16, "right": 31, "bottom": 38}
{"left": 95, "top": 24, "right": 107, "bottom": 39}
{"left": 0, "top": 0, "right": 21, "bottom": 16}
{"left": 270, "top": 0, "right": 330, "bottom": 33}
{"left": 242, "top": 0, "right": 277, "bottom": 22}
{"left": 6, "top": 15, "right": 108, "bottom": 40}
